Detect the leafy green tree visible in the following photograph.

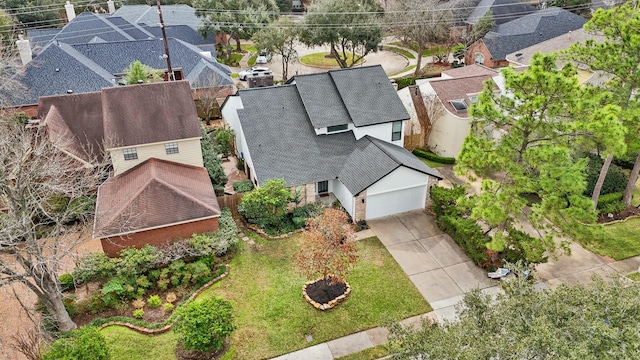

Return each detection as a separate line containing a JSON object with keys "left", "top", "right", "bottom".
{"left": 238, "top": 178, "right": 291, "bottom": 228}
{"left": 252, "top": 17, "right": 299, "bottom": 81}
{"left": 389, "top": 270, "right": 640, "bottom": 359}
{"left": 200, "top": 128, "right": 228, "bottom": 196}
{"left": 388, "top": 0, "right": 453, "bottom": 75}
{"left": 1, "top": 0, "right": 60, "bottom": 27}
{"left": 173, "top": 297, "right": 235, "bottom": 353}
{"left": 121, "top": 61, "right": 164, "bottom": 85}
{"left": 301, "top": 0, "right": 383, "bottom": 68}
{"left": 43, "top": 326, "right": 110, "bottom": 360}
{"left": 213, "top": 126, "right": 235, "bottom": 157}
{"left": 194, "top": 0, "right": 279, "bottom": 51}
{"left": 564, "top": 3, "right": 640, "bottom": 207}
{"left": 457, "top": 53, "right": 625, "bottom": 254}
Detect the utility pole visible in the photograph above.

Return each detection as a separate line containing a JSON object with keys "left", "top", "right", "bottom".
{"left": 157, "top": 0, "right": 174, "bottom": 81}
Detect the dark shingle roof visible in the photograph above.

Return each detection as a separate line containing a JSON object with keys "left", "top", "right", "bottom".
{"left": 105, "top": 16, "right": 154, "bottom": 40}
{"left": 142, "top": 24, "right": 214, "bottom": 46}
{"left": 295, "top": 73, "right": 352, "bottom": 128}
{"left": 50, "top": 12, "right": 135, "bottom": 45}
{"left": 112, "top": 4, "right": 203, "bottom": 30}
{"left": 235, "top": 78, "right": 440, "bottom": 195}
{"left": 466, "top": 0, "right": 536, "bottom": 25}
{"left": 94, "top": 158, "right": 220, "bottom": 238}
{"left": 482, "top": 7, "right": 586, "bottom": 61}
{"left": 328, "top": 66, "right": 410, "bottom": 127}
{"left": 101, "top": 81, "right": 201, "bottom": 148}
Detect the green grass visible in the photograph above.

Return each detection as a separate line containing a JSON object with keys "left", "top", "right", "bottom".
{"left": 299, "top": 52, "right": 364, "bottom": 68}
{"left": 101, "top": 326, "right": 179, "bottom": 360}
{"left": 382, "top": 45, "right": 415, "bottom": 59}
{"left": 389, "top": 41, "right": 444, "bottom": 57}
{"left": 240, "top": 44, "right": 257, "bottom": 53}
{"left": 627, "top": 272, "right": 640, "bottom": 281}
{"left": 336, "top": 344, "right": 390, "bottom": 360}
{"left": 419, "top": 157, "right": 445, "bottom": 168}
{"left": 200, "top": 236, "right": 430, "bottom": 359}
{"left": 583, "top": 218, "right": 640, "bottom": 260}
{"left": 101, "top": 236, "right": 429, "bottom": 360}
{"left": 247, "top": 54, "right": 257, "bottom": 66}
{"left": 230, "top": 73, "right": 238, "bottom": 79}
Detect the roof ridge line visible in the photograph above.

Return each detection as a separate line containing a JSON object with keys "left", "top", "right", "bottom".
{"left": 97, "top": 172, "right": 153, "bottom": 233}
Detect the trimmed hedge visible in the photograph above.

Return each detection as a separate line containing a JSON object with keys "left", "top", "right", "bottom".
{"left": 438, "top": 215, "right": 489, "bottom": 265}
{"left": 597, "top": 192, "right": 626, "bottom": 214}
{"left": 412, "top": 148, "right": 456, "bottom": 164}
{"left": 233, "top": 179, "right": 254, "bottom": 193}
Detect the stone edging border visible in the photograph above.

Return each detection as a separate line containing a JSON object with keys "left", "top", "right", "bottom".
{"left": 98, "top": 264, "right": 230, "bottom": 335}
{"left": 302, "top": 278, "right": 351, "bottom": 311}
{"left": 601, "top": 214, "right": 640, "bottom": 226}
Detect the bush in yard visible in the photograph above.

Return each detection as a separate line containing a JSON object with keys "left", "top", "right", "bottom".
{"left": 163, "top": 302, "right": 175, "bottom": 313}
{"left": 232, "top": 179, "right": 254, "bottom": 193}
{"left": 73, "top": 252, "right": 115, "bottom": 284}
{"left": 438, "top": 215, "right": 489, "bottom": 266}
{"left": 189, "top": 209, "right": 239, "bottom": 256}
{"left": 147, "top": 295, "right": 162, "bottom": 308}
{"left": 42, "top": 326, "right": 110, "bottom": 360}
{"left": 173, "top": 297, "right": 236, "bottom": 353}
{"left": 59, "top": 273, "right": 74, "bottom": 292}
{"left": 214, "top": 126, "right": 235, "bottom": 157}
{"left": 584, "top": 155, "right": 628, "bottom": 196}
{"left": 430, "top": 184, "right": 466, "bottom": 218}
{"left": 201, "top": 127, "right": 228, "bottom": 196}
{"left": 116, "top": 245, "right": 162, "bottom": 277}
{"left": 133, "top": 309, "right": 144, "bottom": 319}
{"left": 412, "top": 148, "right": 456, "bottom": 164}
{"left": 238, "top": 178, "right": 291, "bottom": 228}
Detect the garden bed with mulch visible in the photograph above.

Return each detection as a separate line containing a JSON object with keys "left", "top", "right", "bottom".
{"left": 597, "top": 206, "right": 640, "bottom": 224}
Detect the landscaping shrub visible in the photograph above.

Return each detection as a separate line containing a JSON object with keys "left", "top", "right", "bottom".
{"left": 59, "top": 273, "right": 74, "bottom": 292}
{"left": 116, "top": 245, "right": 162, "bottom": 277}
{"left": 73, "top": 253, "right": 114, "bottom": 284}
{"left": 613, "top": 152, "right": 638, "bottom": 170}
{"left": 502, "top": 227, "right": 549, "bottom": 264}
{"left": 236, "top": 157, "right": 245, "bottom": 171}
{"left": 147, "top": 295, "right": 162, "bottom": 308}
{"left": 163, "top": 302, "right": 175, "bottom": 313}
{"left": 438, "top": 215, "right": 489, "bottom": 266}
{"left": 133, "top": 309, "right": 144, "bottom": 319}
{"left": 189, "top": 209, "right": 239, "bottom": 256}
{"left": 213, "top": 126, "right": 235, "bottom": 156}
{"left": 430, "top": 184, "right": 466, "bottom": 218}
{"left": 201, "top": 127, "right": 228, "bottom": 196}
{"left": 355, "top": 219, "right": 369, "bottom": 231}
{"left": 132, "top": 299, "right": 145, "bottom": 309}
{"left": 412, "top": 148, "right": 456, "bottom": 164}
{"left": 42, "top": 326, "right": 110, "bottom": 360}
{"left": 584, "top": 155, "right": 628, "bottom": 196}
{"left": 238, "top": 178, "right": 291, "bottom": 228}
{"left": 292, "top": 217, "right": 306, "bottom": 228}
{"left": 173, "top": 297, "right": 236, "bottom": 353}
{"left": 292, "top": 201, "right": 324, "bottom": 219}
{"left": 233, "top": 179, "right": 254, "bottom": 193}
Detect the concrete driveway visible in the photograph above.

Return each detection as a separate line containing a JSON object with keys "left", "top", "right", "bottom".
{"left": 368, "top": 210, "right": 499, "bottom": 321}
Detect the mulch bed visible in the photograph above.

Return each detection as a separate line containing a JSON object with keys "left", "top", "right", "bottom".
{"left": 597, "top": 206, "right": 640, "bottom": 224}
{"left": 305, "top": 277, "right": 347, "bottom": 304}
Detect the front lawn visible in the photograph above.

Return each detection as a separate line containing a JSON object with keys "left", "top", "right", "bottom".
{"left": 102, "top": 235, "right": 430, "bottom": 359}
{"left": 102, "top": 326, "right": 179, "bottom": 360}
{"left": 299, "top": 52, "right": 364, "bottom": 68}
{"left": 582, "top": 218, "right": 640, "bottom": 260}
{"left": 419, "top": 157, "right": 445, "bottom": 169}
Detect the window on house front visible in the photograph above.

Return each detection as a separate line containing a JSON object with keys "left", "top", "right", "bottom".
{"left": 317, "top": 180, "right": 328, "bottom": 194}
{"left": 327, "top": 124, "right": 348, "bottom": 133}
{"left": 123, "top": 147, "right": 138, "bottom": 161}
{"left": 392, "top": 121, "right": 402, "bottom": 141}
{"left": 475, "top": 53, "right": 485, "bottom": 65}
{"left": 165, "top": 142, "right": 179, "bottom": 155}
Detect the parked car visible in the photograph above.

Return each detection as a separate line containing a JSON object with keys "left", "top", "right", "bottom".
{"left": 255, "top": 51, "right": 271, "bottom": 64}
{"left": 238, "top": 66, "right": 271, "bottom": 81}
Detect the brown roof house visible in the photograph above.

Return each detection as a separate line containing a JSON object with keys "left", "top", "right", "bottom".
{"left": 397, "top": 64, "right": 499, "bottom": 157}
{"left": 38, "top": 81, "right": 220, "bottom": 256}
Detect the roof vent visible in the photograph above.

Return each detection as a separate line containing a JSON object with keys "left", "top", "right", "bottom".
{"left": 66, "top": 90, "right": 73, "bottom": 94}
{"left": 55, "top": 68, "right": 60, "bottom": 72}
{"left": 450, "top": 99, "right": 468, "bottom": 111}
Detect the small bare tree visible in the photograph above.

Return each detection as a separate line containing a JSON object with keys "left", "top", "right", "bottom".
{"left": 0, "top": 116, "right": 110, "bottom": 332}
{"left": 294, "top": 209, "right": 358, "bottom": 285}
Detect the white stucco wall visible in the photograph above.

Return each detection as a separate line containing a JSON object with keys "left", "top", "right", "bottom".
{"left": 351, "top": 121, "right": 404, "bottom": 146}
{"left": 367, "top": 166, "right": 430, "bottom": 197}
{"left": 109, "top": 138, "right": 203, "bottom": 176}
{"left": 329, "top": 179, "right": 355, "bottom": 218}
{"left": 221, "top": 96, "right": 244, "bottom": 157}
{"left": 428, "top": 109, "right": 471, "bottom": 158}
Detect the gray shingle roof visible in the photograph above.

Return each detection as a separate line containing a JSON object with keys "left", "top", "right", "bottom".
{"left": 328, "top": 65, "right": 410, "bottom": 127}
{"left": 466, "top": 0, "right": 536, "bottom": 25}
{"left": 50, "top": 12, "right": 135, "bottom": 45}
{"left": 142, "top": 24, "right": 214, "bottom": 46}
{"left": 112, "top": 4, "right": 203, "bottom": 30}
{"left": 235, "top": 75, "right": 440, "bottom": 195}
{"left": 482, "top": 7, "right": 586, "bottom": 61}
{"left": 295, "top": 73, "right": 352, "bottom": 128}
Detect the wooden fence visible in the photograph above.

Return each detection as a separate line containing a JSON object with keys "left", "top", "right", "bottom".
{"left": 217, "top": 193, "right": 244, "bottom": 217}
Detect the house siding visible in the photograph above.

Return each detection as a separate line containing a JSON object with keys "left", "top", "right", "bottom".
{"left": 100, "top": 217, "right": 219, "bottom": 257}
{"left": 428, "top": 108, "right": 471, "bottom": 158}
{"left": 330, "top": 179, "right": 354, "bottom": 218}
{"left": 221, "top": 96, "right": 244, "bottom": 156}
{"left": 109, "top": 138, "right": 203, "bottom": 175}
{"left": 351, "top": 121, "right": 404, "bottom": 146}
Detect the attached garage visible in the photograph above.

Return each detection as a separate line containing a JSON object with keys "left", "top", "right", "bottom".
{"left": 364, "top": 167, "right": 431, "bottom": 219}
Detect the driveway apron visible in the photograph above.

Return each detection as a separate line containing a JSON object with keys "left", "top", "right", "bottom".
{"left": 368, "top": 210, "right": 498, "bottom": 321}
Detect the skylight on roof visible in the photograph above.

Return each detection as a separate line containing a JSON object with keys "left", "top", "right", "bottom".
{"left": 450, "top": 99, "right": 468, "bottom": 111}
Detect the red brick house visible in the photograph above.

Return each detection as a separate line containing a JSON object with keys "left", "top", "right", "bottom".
{"left": 38, "top": 81, "right": 220, "bottom": 256}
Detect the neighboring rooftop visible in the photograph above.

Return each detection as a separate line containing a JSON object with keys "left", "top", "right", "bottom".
{"left": 466, "top": 0, "right": 537, "bottom": 25}
{"left": 94, "top": 158, "right": 220, "bottom": 238}
{"left": 425, "top": 74, "right": 496, "bottom": 117}
{"left": 481, "top": 7, "right": 587, "bottom": 61}
{"left": 111, "top": 4, "right": 203, "bottom": 30}
{"left": 505, "top": 27, "right": 604, "bottom": 65}
{"left": 441, "top": 64, "right": 499, "bottom": 79}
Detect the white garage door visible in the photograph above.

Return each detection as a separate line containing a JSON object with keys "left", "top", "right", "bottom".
{"left": 365, "top": 185, "right": 426, "bottom": 219}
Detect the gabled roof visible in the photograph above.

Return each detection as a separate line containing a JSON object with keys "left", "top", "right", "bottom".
{"left": 47, "top": 12, "right": 137, "bottom": 46}
{"left": 291, "top": 65, "right": 409, "bottom": 128}
{"left": 102, "top": 81, "right": 201, "bottom": 148}
{"left": 39, "top": 91, "right": 104, "bottom": 162}
{"left": 37, "top": 81, "right": 201, "bottom": 162}
{"left": 111, "top": 4, "right": 204, "bottom": 30}
{"left": 426, "top": 74, "right": 496, "bottom": 118}
{"left": 441, "top": 64, "right": 498, "bottom": 79}
{"left": 235, "top": 77, "right": 441, "bottom": 195}
{"left": 481, "top": 7, "right": 586, "bottom": 61}
{"left": 142, "top": 24, "right": 213, "bottom": 46}
{"left": 466, "top": 0, "right": 537, "bottom": 25}
{"left": 93, "top": 158, "right": 220, "bottom": 238}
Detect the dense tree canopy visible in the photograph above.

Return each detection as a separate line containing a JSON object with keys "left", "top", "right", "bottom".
{"left": 389, "top": 270, "right": 640, "bottom": 359}
{"left": 457, "top": 53, "right": 625, "bottom": 254}
{"left": 251, "top": 17, "right": 299, "bottom": 81}
{"left": 301, "top": 0, "right": 383, "bottom": 68}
